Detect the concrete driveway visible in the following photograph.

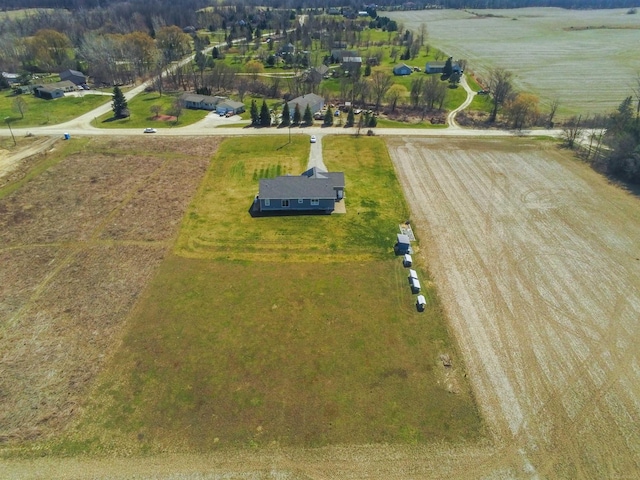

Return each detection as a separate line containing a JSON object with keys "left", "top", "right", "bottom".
{"left": 307, "top": 134, "right": 327, "bottom": 171}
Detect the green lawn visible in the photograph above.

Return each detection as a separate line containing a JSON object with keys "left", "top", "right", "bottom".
{"left": 49, "top": 135, "right": 482, "bottom": 454}
{"left": 93, "top": 92, "right": 208, "bottom": 128}
{"left": 0, "top": 91, "right": 109, "bottom": 127}
{"left": 176, "top": 136, "right": 411, "bottom": 262}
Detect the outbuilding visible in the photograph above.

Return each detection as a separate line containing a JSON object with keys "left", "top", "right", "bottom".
{"left": 403, "top": 254, "right": 412, "bottom": 267}
{"left": 394, "top": 233, "right": 411, "bottom": 255}
{"left": 416, "top": 295, "right": 426, "bottom": 312}
{"left": 393, "top": 63, "right": 413, "bottom": 76}
{"left": 410, "top": 277, "right": 421, "bottom": 294}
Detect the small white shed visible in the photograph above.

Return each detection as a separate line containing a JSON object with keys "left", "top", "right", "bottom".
{"left": 403, "top": 254, "right": 412, "bottom": 267}
{"left": 408, "top": 269, "right": 418, "bottom": 280}
{"left": 416, "top": 295, "right": 426, "bottom": 312}
{"left": 410, "top": 277, "right": 421, "bottom": 293}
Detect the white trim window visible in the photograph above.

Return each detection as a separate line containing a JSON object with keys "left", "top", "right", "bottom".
{"left": 282, "top": 199, "right": 290, "bottom": 207}
{"left": 298, "top": 198, "right": 304, "bottom": 204}
{"left": 264, "top": 199, "right": 270, "bottom": 206}
{"left": 310, "top": 198, "right": 319, "bottom": 206}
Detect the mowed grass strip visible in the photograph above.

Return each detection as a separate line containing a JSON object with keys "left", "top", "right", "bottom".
{"left": 176, "top": 135, "right": 409, "bottom": 262}
{"left": 67, "top": 257, "right": 481, "bottom": 452}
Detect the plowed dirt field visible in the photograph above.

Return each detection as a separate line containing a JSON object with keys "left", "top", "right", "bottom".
{"left": 388, "top": 137, "right": 640, "bottom": 478}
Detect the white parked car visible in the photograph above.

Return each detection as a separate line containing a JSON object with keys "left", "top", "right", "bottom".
{"left": 310, "top": 135, "right": 317, "bottom": 143}
{"left": 143, "top": 127, "right": 157, "bottom": 133}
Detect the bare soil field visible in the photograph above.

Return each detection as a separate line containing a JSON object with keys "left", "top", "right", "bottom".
{"left": 0, "top": 137, "right": 215, "bottom": 443}
{"left": 387, "top": 8, "right": 640, "bottom": 115}
{"left": 388, "top": 137, "right": 640, "bottom": 478}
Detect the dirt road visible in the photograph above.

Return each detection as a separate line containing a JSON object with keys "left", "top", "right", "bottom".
{"left": 0, "top": 136, "right": 58, "bottom": 181}
{"left": 388, "top": 137, "right": 640, "bottom": 477}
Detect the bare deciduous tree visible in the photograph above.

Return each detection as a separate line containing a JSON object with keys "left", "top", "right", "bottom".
{"left": 562, "top": 114, "right": 584, "bottom": 149}
{"left": 370, "top": 71, "right": 393, "bottom": 112}
{"left": 488, "top": 68, "right": 514, "bottom": 122}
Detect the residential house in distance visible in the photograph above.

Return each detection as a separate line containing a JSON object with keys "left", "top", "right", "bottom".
{"left": 216, "top": 99, "right": 245, "bottom": 116}
{"left": 180, "top": 93, "right": 245, "bottom": 115}
{"left": 59, "top": 69, "right": 87, "bottom": 85}
{"left": 330, "top": 49, "right": 358, "bottom": 63}
{"left": 327, "top": 6, "right": 341, "bottom": 15}
{"left": 1, "top": 72, "right": 20, "bottom": 85}
{"left": 305, "top": 65, "right": 329, "bottom": 84}
{"left": 393, "top": 63, "right": 413, "bottom": 76}
{"left": 425, "top": 61, "right": 462, "bottom": 74}
{"left": 287, "top": 93, "right": 325, "bottom": 116}
{"left": 341, "top": 56, "right": 362, "bottom": 76}
{"left": 279, "top": 42, "right": 296, "bottom": 56}
{"left": 33, "top": 80, "right": 77, "bottom": 99}
{"left": 256, "top": 167, "right": 345, "bottom": 214}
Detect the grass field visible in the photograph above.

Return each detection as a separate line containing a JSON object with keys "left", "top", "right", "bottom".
{"left": 388, "top": 7, "right": 640, "bottom": 115}
{"left": 0, "top": 91, "right": 109, "bottom": 127}
{"left": 43, "top": 135, "right": 482, "bottom": 454}
{"left": 93, "top": 92, "right": 208, "bottom": 128}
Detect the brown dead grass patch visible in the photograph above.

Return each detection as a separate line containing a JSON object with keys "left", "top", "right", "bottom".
{"left": 0, "top": 136, "right": 220, "bottom": 443}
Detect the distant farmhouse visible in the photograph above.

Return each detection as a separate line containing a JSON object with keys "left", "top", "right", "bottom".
{"left": 180, "top": 93, "right": 245, "bottom": 115}
{"left": 425, "top": 61, "right": 462, "bottom": 75}
{"left": 59, "top": 69, "right": 87, "bottom": 85}
{"left": 256, "top": 167, "right": 345, "bottom": 214}
{"left": 287, "top": 93, "right": 325, "bottom": 116}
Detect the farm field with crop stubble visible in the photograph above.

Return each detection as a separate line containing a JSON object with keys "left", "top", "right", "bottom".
{"left": 388, "top": 8, "right": 640, "bottom": 115}
{"left": 0, "top": 136, "right": 214, "bottom": 444}
{"left": 388, "top": 136, "right": 640, "bottom": 477}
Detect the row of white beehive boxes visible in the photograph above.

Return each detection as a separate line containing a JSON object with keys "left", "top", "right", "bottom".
{"left": 403, "top": 254, "right": 426, "bottom": 311}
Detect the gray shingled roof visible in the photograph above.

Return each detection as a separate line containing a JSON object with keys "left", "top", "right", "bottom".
{"left": 259, "top": 168, "right": 344, "bottom": 200}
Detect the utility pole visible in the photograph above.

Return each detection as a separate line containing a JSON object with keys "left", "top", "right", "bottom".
{"left": 5, "top": 117, "right": 16, "bottom": 146}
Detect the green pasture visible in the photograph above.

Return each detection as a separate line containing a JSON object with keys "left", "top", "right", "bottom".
{"left": 0, "top": 91, "right": 108, "bottom": 127}
{"left": 51, "top": 135, "right": 481, "bottom": 454}
{"left": 93, "top": 92, "right": 208, "bottom": 128}
{"left": 176, "top": 136, "right": 410, "bottom": 262}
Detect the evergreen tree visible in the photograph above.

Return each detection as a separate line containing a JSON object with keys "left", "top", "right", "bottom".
{"left": 250, "top": 99, "right": 259, "bottom": 126}
{"left": 112, "top": 85, "right": 128, "bottom": 118}
{"left": 281, "top": 102, "right": 291, "bottom": 126}
{"left": 364, "top": 63, "right": 371, "bottom": 77}
{"left": 324, "top": 106, "right": 334, "bottom": 127}
{"left": 303, "top": 104, "right": 313, "bottom": 126}
{"left": 260, "top": 99, "right": 271, "bottom": 127}
{"left": 212, "top": 46, "right": 219, "bottom": 59}
{"left": 443, "top": 57, "right": 453, "bottom": 78}
{"left": 293, "top": 103, "right": 302, "bottom": 125}
{"left": 346, "top": 107, "right": 355, "bottom": 127}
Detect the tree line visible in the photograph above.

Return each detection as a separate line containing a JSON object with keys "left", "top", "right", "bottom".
{"left": 2, "top": 0, "right": 640, "bottom": 10}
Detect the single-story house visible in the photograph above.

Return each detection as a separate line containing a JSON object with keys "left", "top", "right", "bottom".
{"left": 33, "top": 80, "right": 76, "bottom": 99}
{"left": 59, "top": 69, "right": 87, "bottom": 85}
{"left": 215, "top": 99, "right": 245, "bottom": 115}
{"left": 327, "top": 7, "right": 341, "bottom": 14}
{"left": 34, "top": 85, "right": 65, "bottom": 99}
{"left": 257, "top": 167, "right": 345, "bottom": 213}
{"left": 180, "top": 93, "right": 226, "bottom": 110}
{"left": 393, "top": 63, "right": 413, "bottom": 76}
{"left": 341, "top": 56, "right": 362, "bottom": 72}
{"left": 425, "top": 61, "right": 462, "bottom": 75}
{"left": 287, "top": 93, "right": 325, "bottom": 116}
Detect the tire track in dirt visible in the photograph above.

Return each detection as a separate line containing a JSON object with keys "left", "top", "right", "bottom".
{"left": 388, "top": 136, "right": 640, "bottom": 478}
